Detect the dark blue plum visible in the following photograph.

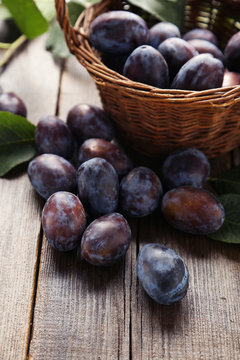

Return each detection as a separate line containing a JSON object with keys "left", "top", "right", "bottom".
{"left": 187, "top": 39, "right": 224, "bottom": 62}
{"left": 171, "top": 54, "right": 224, "bottom": 91}
{"left": 0, "top": 18, "right": 21, "bottom": 43}
{"left": 224, "top": 31, "right": 240, "bottom": 72}
{"left": 89, "top": 10, "right": 149, "bottom": 54}
{"left": 35, "top": 115, "right": 74, "bottom": 159}
{"left": 77, "top": 157, "right": 119, "bottom": 217}
{"left": 158, "top": 37, "right": 198, "bottom": 81}
{"left": 0, "top": 92, "right": 27, "bottom": 117}
{"left": 162, "top": 148, "right": 210, "bottom": 189}
{"left": 42, "top": 191, "right": 86, "bottom": 251}
{"left": 66, "top": 104, "right": 115, "bottom": 144}
{"left": 137, "top": 243, "right": 189, "bottom": 305}
{"left": 148, "top": 22, "right": 180, "bottom": 49}
{"left": 182, "top": 28, "right": 218, "bottom": 46}
{"left": 78, "top": 138, "right": 132, "bottom": 178}
{"left": 123, "top": 45, "right": 169, "bottom": 88}
{"left": 81, "top": 212, "right": 131, "bottom": 266}
{"left": 119, "top": 166, "right": 163, "bottom": 217}
{"left": 28, "top": 154, "right": 77, "bottom": 199}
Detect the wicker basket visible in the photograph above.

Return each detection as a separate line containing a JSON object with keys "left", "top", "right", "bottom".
{"left": 55, "top": 0, "right": 240, "bottom": 158}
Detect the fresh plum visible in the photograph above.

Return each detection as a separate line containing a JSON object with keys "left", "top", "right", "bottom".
{"left": 0, "top": 92, "right": 27, "bottom": 117}
{"left": 187, "top": 39, "right": 224, "bottom": 62}
{"left": 28, "top": 154, "right": 77, "bottom": 199}
{"left": 77, "top": 157, "right": 119, "bottom": 217}
{"left": 158, "top": 37, "right": 198, "bottom": 81}
{"left": 78, "top": 138, "right": 132, "bottom": 178}
{"left": 123, "top": 45, "right": 169, "bottom": 88}
{"left": 161, "top": 186, "right": 225, "bottom": 234}
{"left": 171, "top": 54, "right": 224, "bottom": 91}
{"left": 42, "top": 191, "right": 86, "bottom": 251}
{"left": 183, "top": 28, "right": 218, "bottom": 45}
{"left": 148, "top": 22, "right": 180, "bottom": 49}
{"left": 137, "top": 243, "right": 189, "bottom": 305}
{"left": 120, "top": 166, "right": 163, "bottom": 217}
{"left": 81, "top": 212, "right": 131, "bottom": 266}
{"left": 224, "top": 31, "right": 240, "bottom": 72}
{"left": 66, "top": 104, "right": 114, "bottom": 143}
{"left": 89, "top": 10, "right": 149, "bottom": 54}
{"left": 162, "top": 148, "right": 210, "bottom": 189}
{"left": 35, "top": 115, "right": 74, "bottom": 159}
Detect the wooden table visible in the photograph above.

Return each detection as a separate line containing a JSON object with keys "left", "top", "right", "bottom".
{"left": 0, "top": 35, "right": 239, "bottom": 360}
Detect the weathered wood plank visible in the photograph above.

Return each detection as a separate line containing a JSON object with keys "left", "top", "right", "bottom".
{"left": 29, "top": 56, "right": 131, "bottom": 360}
{"left": 27, "top": 56, "right": 240, "bottom": 359}
{"left": 131, "top": 153, "right": 240, "bottom": 360}
{"left": 0, "top": 36, "right": 61, "bottom": 360}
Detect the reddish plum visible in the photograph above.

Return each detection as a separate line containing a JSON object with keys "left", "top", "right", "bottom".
{"left": 81, "top": 212, "right": 131, "bottom": 266}
{"left": 42, "top": 191, "right": 86, "bottom": 251}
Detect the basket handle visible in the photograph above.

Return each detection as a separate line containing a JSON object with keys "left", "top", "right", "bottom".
{"left": 55, "top": 0, "right": 89, "bottom": 53}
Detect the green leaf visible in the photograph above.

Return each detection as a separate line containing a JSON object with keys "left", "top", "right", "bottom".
{"left": 2, "top": 0, "right": 49, "bottom": 39}
{"left": 128, "top": 0, "right": 186, "bottom": 30}
{"left": 208, "top": 166, "right": 240, "bottom": 195}
{"left": 68, "top": 1, "right": 85, "bottom": 26}
{"left": 45, "top": 20, "right": 70, "bottom": 58}
{"left": 45, "top": 1, "right": 85, "bottom": 58}
{"left": 0, "top": 112, "right": 36, "bottom": 176}
{"left": 208, "top": 194, "right": 240, "bottom": 244}
{"left": 35, "top": 0, "right": 56, "bottom": 22}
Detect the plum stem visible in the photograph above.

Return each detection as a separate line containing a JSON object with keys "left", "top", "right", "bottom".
{"left": 0, "top": 34, "right": 27, "bottom": 70}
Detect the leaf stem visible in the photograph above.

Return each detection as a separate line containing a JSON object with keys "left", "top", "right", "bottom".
{"left": 0, "top": 34, "right": 27, "bottom": 69}
{"left": 0, "top": 42, "right": 11, "bottom": 49}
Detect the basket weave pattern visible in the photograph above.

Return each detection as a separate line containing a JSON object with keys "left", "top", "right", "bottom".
{"left": 55, "top": 0, "right": 240, "bottom": 158}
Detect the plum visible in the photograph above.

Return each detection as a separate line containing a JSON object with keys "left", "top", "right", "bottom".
{"left": 161, "top": 186, "right": 225, "bottom": 234}
{"left": 148, "top": 22, "right": 180, "bottom": 49}
{"left": 77, "top": 157, "right": 119, "bottom": 217}
{"left": 183, "top": 28, "right": 218, "bottom": 46}
{"left": 158, "top": 37, "right": 198, "bottom": 81}
{"left": 187, "top": 39, "right": 224, "bottom": 62}
{"left": 123, "top": 45, "right": 169, "bottom": 88}
{"left": 42, "top": 191, "right": 86, "bottom": 251}
{"left": 78, "top": 138, "right": 132, "bottom": 178}
{"left": 89, "top": 10, "right": 148, "bottom": 54}
{"left": 67, "top": 104, "right": 114, "bottom": 144}
{"left": 162, "top": 148, "right": 210, "bottom": 189}
{"left": 35, "top": 115, "right": 74, "bottom": 159}
{"left": 28, "top": 154, "right": 77, "bottom": 199}
{"left": 81, "top": 212, "right": 131, "bottom": 266}
{"left": 224, "top": 31, "right": 240, "bottom": 72}
{"left": 171, "top": 54, "right": 224, "bottom": 91}
{"left": 120, "top": 166, "right": 162, "bottom": 217}
{"left": 0, "top": 19, "right": 21, "bottom": 43}
{"left": 137, "top": 243, "right": 189, "bottom": 305}
{"left": 0, "top": 92, "right": 27, "bottom": 117}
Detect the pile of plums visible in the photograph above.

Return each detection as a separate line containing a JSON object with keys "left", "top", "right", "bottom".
{"left": 89, "top": 10, "right": 240, "bottom": 90}
{"left": 1, "top": 90, "right": 226, "bottom": 305}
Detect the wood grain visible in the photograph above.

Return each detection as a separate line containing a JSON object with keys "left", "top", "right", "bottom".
{"left": 1, "top": 39, "right": 239, "bottom": 360}
{"left": 131, "top": 154, "right": 240, "bottom": 360}
{"left": 131, "top": 213, "right": 240, "bottom": 360}
{"left": 29, "top": 57, "right": 132, "bottom": 360}
{"left": 0, "top": 36, "right": 61, "bottom": 360}
{"left": 28, "top": 57, "right": 240, "bottom": 359}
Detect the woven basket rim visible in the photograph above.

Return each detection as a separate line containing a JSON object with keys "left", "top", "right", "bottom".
{"left": 55, "top": 0, "right": 240, "bottom": 159}
{"left": 60, "top": 0, "right": 240, "bottom": 103}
